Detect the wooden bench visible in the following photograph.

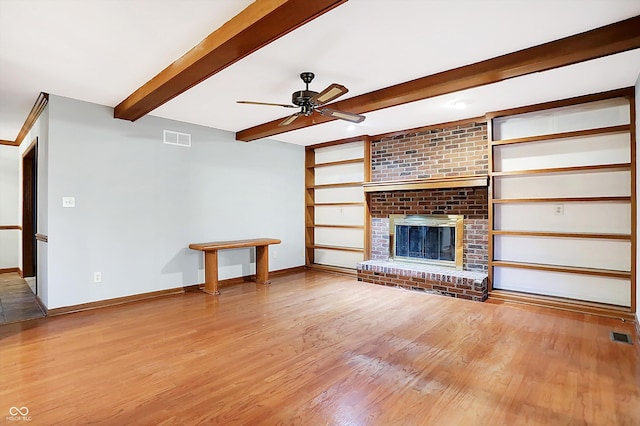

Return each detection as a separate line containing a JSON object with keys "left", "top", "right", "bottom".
{"left": 189, "top": 238, "right": 281, "bottom": 295}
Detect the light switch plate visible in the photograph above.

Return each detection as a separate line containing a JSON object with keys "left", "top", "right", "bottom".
{"left": 62, "top": 197, "right": 76, "bottom": 208}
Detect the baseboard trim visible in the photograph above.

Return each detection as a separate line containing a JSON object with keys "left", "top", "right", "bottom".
{"left": 38, "top": 267, "right": 309, "bottom": 316}
{"left": 35, "top": 294, "right": 48, "bottom": 316}
{"left": 0, "top": 267, "right": 20, "bottom": 274}
{"left": 184, "top": 277, "right": 250, "bottom": 292}
{"left": 183, "top": 266, "right": 307, "bottom": 292}
{"left": 305, "top": 263, "right": 357, "bottom": 276}
{"left": 47, "top": 287, "right": 185, "bottom": 316}
{"left": 489, "top": 290, "right": 635, "bottom": 321}
{"left": 270, "top": 265, "right": 307, "bottom": 276}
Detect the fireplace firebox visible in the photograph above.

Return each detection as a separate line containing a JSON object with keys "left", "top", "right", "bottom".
{"left": 389, "top": 214, "right": 464, "bottom": 269}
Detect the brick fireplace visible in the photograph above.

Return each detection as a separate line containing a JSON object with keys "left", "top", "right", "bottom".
{"left": 357, "top": 120, "right": 490, "bottom": 301}
{"left": 369, "top": 187, "right": 488, "bottom": 271}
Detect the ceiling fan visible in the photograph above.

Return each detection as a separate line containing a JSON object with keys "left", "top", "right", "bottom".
{"left": 237, "top": 72, "right": 366, "bottom": 127}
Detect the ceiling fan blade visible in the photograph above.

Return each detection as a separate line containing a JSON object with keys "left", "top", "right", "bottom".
{"left": 278, "top": 112, "right": 303, "bottom": 127}
{"left": 310, "top": 83, "right": 348, "bottom": 106}
{"left": 318, "top": 108, "right": 365, "bottom": 123}
{"left": 237, "top": 100, "right": 296, "bottom": 108}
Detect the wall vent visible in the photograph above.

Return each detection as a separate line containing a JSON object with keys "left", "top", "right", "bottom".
{"left": 163, "top": 130, "right": 191, "bottom": 147}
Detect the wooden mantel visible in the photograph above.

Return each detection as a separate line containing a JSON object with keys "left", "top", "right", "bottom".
{"left": 362, "top": 175, "right": 489, "bottom": 193}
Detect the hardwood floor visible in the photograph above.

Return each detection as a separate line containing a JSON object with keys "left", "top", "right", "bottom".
{"left": 0, "top": 270, "right": 638, "bottom": 425}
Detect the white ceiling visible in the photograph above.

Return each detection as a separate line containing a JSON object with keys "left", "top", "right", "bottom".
{"left": 1, "top": 0, "right": 639, "bottom": 146}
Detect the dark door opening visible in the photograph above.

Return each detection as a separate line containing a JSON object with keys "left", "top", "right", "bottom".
{"left": 22, "top": 140, "right": 37, "bottom": 283}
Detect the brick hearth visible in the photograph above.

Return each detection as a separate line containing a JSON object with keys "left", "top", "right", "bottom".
{"left": 357, "top": 260, "right": 488, "bottom": 302}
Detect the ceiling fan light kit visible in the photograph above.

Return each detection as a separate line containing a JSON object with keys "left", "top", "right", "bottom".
{"left": 237, "top": 72, "right": 366, "bottom": 127}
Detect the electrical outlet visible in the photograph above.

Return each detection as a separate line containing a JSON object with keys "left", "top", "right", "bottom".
{"left": 554, "top": 204, "right": 564, "bottom": 216}
{"left": 62, "top": 197, "right": 76, "bottom": 208}
{"left": 93, "top": 272, "right": 102, "bottom": 283}
{"left": 272, "top": 250, "right": 278, "bottom": 259}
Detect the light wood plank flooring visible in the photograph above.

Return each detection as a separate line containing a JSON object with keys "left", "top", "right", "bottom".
{"left": 0, "top": 270, "right": 638, "bottom": 425}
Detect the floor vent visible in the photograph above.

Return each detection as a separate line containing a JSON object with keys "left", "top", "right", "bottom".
{"left": 610, "top": 331, "right": 633, "bottom": 345}
{"left": 163, "top": 130, "right": 191, "bottom": 147}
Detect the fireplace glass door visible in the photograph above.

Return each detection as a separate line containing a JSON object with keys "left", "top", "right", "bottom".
{"left": 395, "top": 225, "right": 455, "bottom": 261}
{"left": 390, "top": 214, "right": 463, "bottom": 269}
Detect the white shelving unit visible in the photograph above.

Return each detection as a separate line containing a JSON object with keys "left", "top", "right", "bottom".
{"left": 487, "top": 89, "right": 636, "bottom": 319}
{"left": 305, "top": 139, "right": 369, "bottom": 271}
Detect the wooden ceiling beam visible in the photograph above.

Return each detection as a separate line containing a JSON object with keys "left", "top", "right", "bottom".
{"left": 236, "top": 15, "right": 640, "bottom": 142}
{"left": 5, "top": 92, "right": 49, "bottom": 147}
{"left": 114, "top": 0, "right": 348, "bottom": 122}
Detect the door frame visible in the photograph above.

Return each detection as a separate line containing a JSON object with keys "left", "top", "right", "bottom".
{"left": 21, "top": 137, "right": 37, "bottom": 285}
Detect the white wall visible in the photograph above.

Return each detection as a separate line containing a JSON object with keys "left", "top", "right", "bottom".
{"left": 0, "top": 145, "right": 19, "bottom": 269}
{"left": 45, "top": 95, "right": 304, "bottom": 309}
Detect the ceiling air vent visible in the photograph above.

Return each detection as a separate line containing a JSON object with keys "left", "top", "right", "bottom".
{"left": 163, "top": 130, "right": 191, "bottom": 147}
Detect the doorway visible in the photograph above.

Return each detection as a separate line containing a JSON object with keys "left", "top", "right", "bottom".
{"left": 22, "top": 139, "right": 37, "bottom": 287}
{"left": 0, "top": 138, "right": 44, "bottom": 324}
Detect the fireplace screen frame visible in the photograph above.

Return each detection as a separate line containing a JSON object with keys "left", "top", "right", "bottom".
{"left": 389, "top": 214, "right": 464, "bottom": 269}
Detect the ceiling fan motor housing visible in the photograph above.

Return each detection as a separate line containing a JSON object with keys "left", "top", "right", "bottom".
{"left": 292, "top": 71, "right": 319, "bottom": 115}
{"left": 292, "top": 90, "right": 319, "bottom": 111}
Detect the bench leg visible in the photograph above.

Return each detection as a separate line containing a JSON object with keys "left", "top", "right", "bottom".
{"left": 203, "top": 250, "right": 220, "bottom": 295}
{"left": 255, "top": 245, "right": 270, "bottom": 285}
